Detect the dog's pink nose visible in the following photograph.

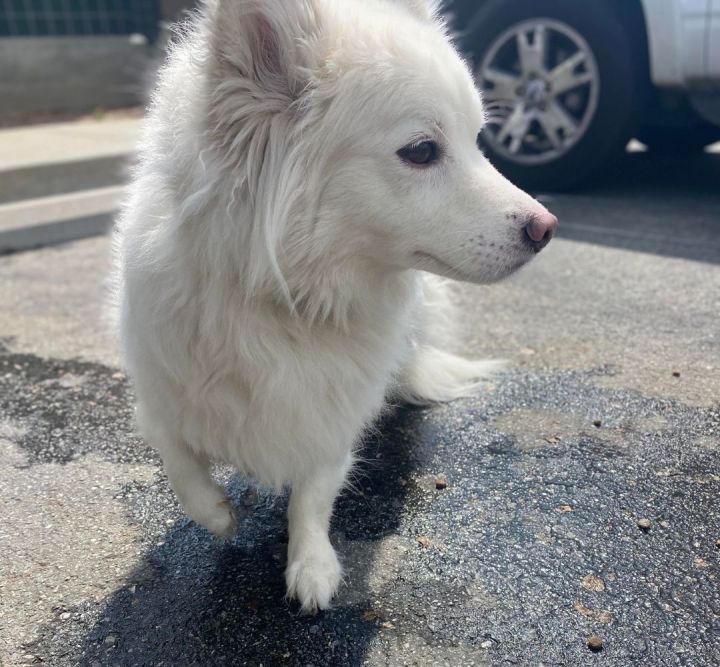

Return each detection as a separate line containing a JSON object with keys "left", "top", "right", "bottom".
{"left": 524, "top": 212, "right": 558, "bottom": 253}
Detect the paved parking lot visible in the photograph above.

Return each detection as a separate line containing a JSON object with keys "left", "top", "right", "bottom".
{"left": 1, "top": 150, "right": 719, "bottom": 666}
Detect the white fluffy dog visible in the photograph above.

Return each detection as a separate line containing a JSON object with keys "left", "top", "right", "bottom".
{"left": 114, "top": 0, "right": 557, "bottom": 612}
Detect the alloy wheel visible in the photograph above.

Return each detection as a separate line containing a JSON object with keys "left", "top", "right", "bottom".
{"left": 478, "top": 19, "right": 600, "bottom": 165}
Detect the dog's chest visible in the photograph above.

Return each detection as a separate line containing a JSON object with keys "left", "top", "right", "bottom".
{"left": 183, "top": 297, "right": 417, "bottom": 476}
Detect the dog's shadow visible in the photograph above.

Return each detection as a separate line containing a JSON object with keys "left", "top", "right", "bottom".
{"left": 73, "top": 404, "right": 437, "bottom": 666}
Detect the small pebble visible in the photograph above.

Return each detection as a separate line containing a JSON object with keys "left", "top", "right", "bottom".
{"left": 581, "top": 574, "right": 606, "bottom": 592}
{"left": 587, "top": 635, "right": 604, "bottom": 652}
{"left": 637, "top": 518, "right": 652, "bottom": 531}
{"left": 592, "top": 419, "right": 602, "bottom": 428}
{"left": 715, "top": 538, "right": 720, "bottom": 549}
{"left": 672, "top": 371, "right": 681, "bottom": 378}
{"left": 435, "top": 478, "right": 448, "bottom": 490}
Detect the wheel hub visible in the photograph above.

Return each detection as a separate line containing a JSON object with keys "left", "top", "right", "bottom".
{"left": 523, "top": 78, "right": 549, "bottom": 110}
{"left": 478, "top": 19, "right": 600, "bottom": 165}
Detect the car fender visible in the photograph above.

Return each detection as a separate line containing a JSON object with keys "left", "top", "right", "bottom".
{"left": 641, "top": 0, "right": 712, "bottom": 87}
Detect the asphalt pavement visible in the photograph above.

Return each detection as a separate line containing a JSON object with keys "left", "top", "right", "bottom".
{"left": 1, "top": 149, "right": 719, "bottom": 666}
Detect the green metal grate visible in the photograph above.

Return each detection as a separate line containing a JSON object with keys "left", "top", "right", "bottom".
{"left": 0, "top": 0, "right": 161, "bottom": 41}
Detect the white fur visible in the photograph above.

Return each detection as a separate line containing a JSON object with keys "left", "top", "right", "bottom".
{"left": 113, "top": 0, "right": 553, "bottom": 612}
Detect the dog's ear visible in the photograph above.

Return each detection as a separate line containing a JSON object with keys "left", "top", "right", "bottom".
{"left": 208, "top": 0, "right": 323, "bottom": 101}
{"left": 393, "top": 0, "right": 442, "bottom": 22}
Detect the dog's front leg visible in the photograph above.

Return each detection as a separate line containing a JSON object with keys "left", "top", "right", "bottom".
{"left": 285, "top": 452, "right": 352, "bottom": 612}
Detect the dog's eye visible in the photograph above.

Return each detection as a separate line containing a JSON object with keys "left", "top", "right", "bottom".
{"left": 397, "top": 140, "right": 439, "bottom": 166}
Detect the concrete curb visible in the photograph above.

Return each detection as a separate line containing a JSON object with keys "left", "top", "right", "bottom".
{"left": 0, "top": 37, "right": 157, "bottom": 118}
{"left": 0, "top": 118, "right": 139, "bottom": 203}
{"left": 0, "top": 186, "right": 122, "bottom": 254}
{"left": 0, "top": 213, "right": 114, "bottom": 253}
{"left": 0, "top": 156, "right": 129, "bottom": 204}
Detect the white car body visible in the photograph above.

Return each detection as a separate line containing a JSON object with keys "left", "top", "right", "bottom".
{"left": 643, "top": 0, "right": 720, "bottom": 87}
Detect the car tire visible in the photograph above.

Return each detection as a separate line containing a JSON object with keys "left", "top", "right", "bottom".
{"left": 465, "top": 0, "right": 641, "bottom": 191}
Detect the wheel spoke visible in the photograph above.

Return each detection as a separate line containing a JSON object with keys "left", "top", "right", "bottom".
{"left": 480, "top": 19, "right": 599, "bottom": 163}
{"left": 517, "top": 24, "right": 547, "bottom": 75}
{"left": 483, "top": 68, "right": 522, "bottom": 103}
{"left": 547, "top": 51, "right": 593, "bottom": 95}
{"left": 496, "top": 106, "right": 531, "bottom": 154}
{"left": 537, "top": 102, "right": 579, "bottom": 147}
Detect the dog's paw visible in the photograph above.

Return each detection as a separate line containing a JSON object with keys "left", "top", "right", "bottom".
{"left": 190, "top": 497, "right": 238, "bottom": 540}
{"left": 285, "top": 544, "right": 342, "bottom": 613}
{"left": 206, "top": 499, "right": 239, "bottom": 539}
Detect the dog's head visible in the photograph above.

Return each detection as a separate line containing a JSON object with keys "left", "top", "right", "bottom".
{"left": 205, "top": 0, "right": 556, "bottom": 289}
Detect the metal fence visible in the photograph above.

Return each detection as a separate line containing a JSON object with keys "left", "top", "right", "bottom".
{"left": 0, "top": 0, "right": 161, "bottom": 41}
